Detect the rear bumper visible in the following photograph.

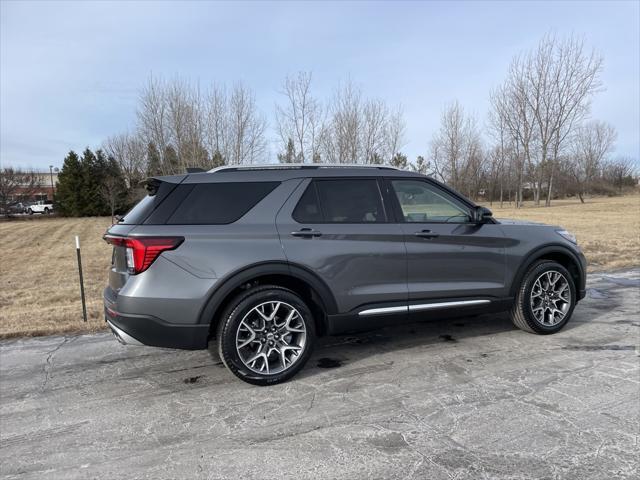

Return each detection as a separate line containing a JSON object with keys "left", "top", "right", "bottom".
{"left": 104, "top": 288, "right": 209, "bottom": 350}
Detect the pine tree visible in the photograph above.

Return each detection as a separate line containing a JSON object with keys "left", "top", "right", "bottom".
{"left": 411, "top": 155, "right": 430, "bottom": 175}
{"left": 390, "top": 152, "right": 408, "bottom": 170}
{"left": 210, "top": 149, "right": 225, "bottom": 168}
{"left": 55, "top": 151, "right": 83, "bottom": 216}
{"left": 100, "top": 156, "right": 128, "bottom": 221}
{"left": 163, "top": 145, "right": 180, "bottom": 174}
{"left": 278, "top": 138, "right": 297, "bottom": 163}
{"left": 79, "top": 148, "right": 104, "bottom": 216}
{"left": 369, "top": 153, "right": 384, "bottom": 165}
{"left": 146, "top": 142, "right": 162, "bottom": 176}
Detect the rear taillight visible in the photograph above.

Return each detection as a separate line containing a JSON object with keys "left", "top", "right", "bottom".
{"left": 104, "top": 235, "right": 184, "bottom": 274}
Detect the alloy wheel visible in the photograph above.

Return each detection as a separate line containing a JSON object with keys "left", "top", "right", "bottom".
{"left": 235, "top": 301, "right": 307, "bottom": 375}
{"left": 530, "top": 270, "right": 572, "bottom": 326}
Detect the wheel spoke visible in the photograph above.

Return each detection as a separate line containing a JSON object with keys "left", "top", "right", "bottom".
{"left": 268, "top": 302, "right": 281, "bottom": 321}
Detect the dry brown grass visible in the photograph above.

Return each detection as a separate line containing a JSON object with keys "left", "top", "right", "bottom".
{"left": 483, "top": 195, "right": 640, "bottom": 272}
{"left": 1, "top": 195, "right": 638, "bottom": 338}
{"left": 1, "top": 216, "right": 113, "bottom": 338}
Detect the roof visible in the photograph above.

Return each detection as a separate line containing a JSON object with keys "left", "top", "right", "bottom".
{"left": 153, "top": 163, "right": 423, "bottom": 184}
{"left": 207, "top": 163, "right": 400, "bottom": 173}
{"left": 191, "top": 163, "right": 421, "bottom": 184}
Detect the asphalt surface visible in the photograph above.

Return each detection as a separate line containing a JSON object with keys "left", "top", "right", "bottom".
{"left": 1, "top": 270, "right": 639, "bottom": 480}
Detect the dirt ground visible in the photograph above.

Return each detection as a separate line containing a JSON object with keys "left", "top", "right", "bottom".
{"left": 0, "top": 194, "right": 638, "bottom": 338}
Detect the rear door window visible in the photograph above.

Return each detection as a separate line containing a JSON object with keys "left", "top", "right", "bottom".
{"left": 293, "top": 179, "right": 386, "bottom": 223}
{"left": 166, "top": 182, "right": 279, "bottom": 224}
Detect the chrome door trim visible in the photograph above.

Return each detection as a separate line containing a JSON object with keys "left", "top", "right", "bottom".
{"left": 358, "top": 306, "right": 408, "bottom": 317}
{"left": 358, "top": 299, "right": 491, "bottom": 317}
{"left": 409, "top": 299, "right": 491, "bottom": 312}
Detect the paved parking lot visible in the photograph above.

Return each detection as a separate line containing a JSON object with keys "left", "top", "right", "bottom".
{"left": 1, "top": 269, "right": 639, "bottom": 479}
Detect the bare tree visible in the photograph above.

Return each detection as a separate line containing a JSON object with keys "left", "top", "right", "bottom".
{"left": 569, "top": 121, "right": 617, "bottom": 202}
{"left": 136, "top": 76, "right": 267, "bottom": 169}
{"left": 275, "top": 72, "right": 324, "bottom": 163}
{"left": 0, "top": 167, "right": 38, "bottom": 214}
{"left": 228, "top": 83, "right": 268, "bottom": 164}
{"left": 99, "top": 161, "right": 126, "bottom": 223}
{"left": 384, "top": 105, "right": 406, "bottom": 162}
{"left": 603, "top": 157, "right": 637, "bottom": 193}
{"left": 137, "top": 76, "right": 169, "bottom": 171}
{"left": 490, "top": 66, "right": 536, "bottom": 208}
{"left": 491, "top": 34, "right": 603, "bottom": 206}
{"left": 205, "top": 84, "right": 230, "bottom": 166}
{"left": 430, "top": 101, "right": 481, "bottom": 195}
{"left": 103, "top": 132, "right": 146, "bottom": 189}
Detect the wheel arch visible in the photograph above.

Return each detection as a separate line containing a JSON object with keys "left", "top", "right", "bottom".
{"left": 198, "top": 261, "right": 337, "bottom": 339}
{"left": 510, "top": 244, "right": 585, "bottom": 298}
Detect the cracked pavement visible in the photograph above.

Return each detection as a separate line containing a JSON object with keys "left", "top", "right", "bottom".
{"left": 1, "top": 269, "right": 639, "bottom": 479}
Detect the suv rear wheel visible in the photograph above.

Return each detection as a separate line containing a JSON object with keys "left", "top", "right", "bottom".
{"left": 216, "top": 285, "right": 316, "bottom": 385}
{"left": 510, "top": 260, "right": 576, "bottom": 334}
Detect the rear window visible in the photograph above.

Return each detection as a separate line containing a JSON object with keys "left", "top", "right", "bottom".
{"left": 120, "top": 181, "right": 176, "bottom": 225}
{"left": 166, "top": 182, "right": 278, "bottom": 224}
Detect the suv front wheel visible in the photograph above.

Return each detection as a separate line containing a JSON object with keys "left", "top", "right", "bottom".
{"left": 216, "top": 286, "right": 316, "bottom": 385}
{"left": 510, "top": 260, "right": 576, "bottom": 334}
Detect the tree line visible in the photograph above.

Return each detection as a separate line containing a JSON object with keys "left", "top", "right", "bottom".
{"left": 101, "top": 34, "right": 635, "bottom": 209}
{"left": 1, "top": 33, "right": 637, "bottom": 218}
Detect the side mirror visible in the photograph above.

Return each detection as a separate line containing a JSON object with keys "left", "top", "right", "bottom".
{"left": 474, "top": 206, "right": 493, "bottom": 224}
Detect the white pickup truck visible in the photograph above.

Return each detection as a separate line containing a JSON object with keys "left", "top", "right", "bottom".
{"left": 27, "top": 200, "right": 54, "bottom": 215}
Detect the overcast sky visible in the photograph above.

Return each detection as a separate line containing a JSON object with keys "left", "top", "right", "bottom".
{"left": 1, "top": 0, "right": 638, "bottom": 170}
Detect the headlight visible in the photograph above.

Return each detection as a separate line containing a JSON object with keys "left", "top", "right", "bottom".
{"left": 556, "top": 229, "right": 577, "bottom": 245}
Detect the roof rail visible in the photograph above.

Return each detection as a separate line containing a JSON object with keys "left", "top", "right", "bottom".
{"left": 208, "top": 163, "right": 399, "bottom": 173}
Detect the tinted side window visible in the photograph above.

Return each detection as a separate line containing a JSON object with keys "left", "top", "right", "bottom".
{"left": 313, "top": 179, "right": 386, "bottom": 223}
{"left": 391, "top": 180, "right": 471, "bottom": 223}
{"left": 292, "top": 183, "right": 323, "bottom": 223}
{"left": 167, "top": 182, "right": 278, "bottom": 224}
{"left": 120, "top": 181, "right": 177, "bottom": 225}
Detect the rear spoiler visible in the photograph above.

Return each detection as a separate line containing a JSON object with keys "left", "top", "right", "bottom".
{"left": 139, "top": 174, "right": 188, "bottom": 195}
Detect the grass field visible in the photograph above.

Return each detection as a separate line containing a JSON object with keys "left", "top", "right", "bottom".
{"left": 1, "top": 195, "right": 638, "bottom": 338}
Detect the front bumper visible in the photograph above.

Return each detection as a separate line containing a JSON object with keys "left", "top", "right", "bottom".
{"left": 104, "top": 288, "right": 209, "bottom": 350}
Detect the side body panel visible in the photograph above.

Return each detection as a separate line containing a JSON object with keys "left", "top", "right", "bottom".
{"left": 107, "top": 179, "right": 303, "bottom": 326}
{"left": 401, "top": 222, "right": 508, "bottom": 300}
{"left": 275, "top": 178, "right": 408, "bottom": 314}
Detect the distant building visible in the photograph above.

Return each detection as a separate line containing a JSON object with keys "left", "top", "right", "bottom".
{"left": 8, "top": 171, "right": 58, "bottom": 203}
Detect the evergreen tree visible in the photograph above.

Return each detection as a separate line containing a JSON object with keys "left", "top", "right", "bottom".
{"left": 163, "top": 145, "right": 180, "bottom": 174}
{"left": 146, "top": 142, "right": 162, "bottom": 176}
{"left": 55, "top": 151, "right": 83, "bottom": 216}
{"left": 390, "top": 152, "right": 408, "bottom": 170}
{"left": 56, "top": 148, "right": 127, "bottom": 217}
{"left": 210, "top": 149, "right": 225, "bottom": 168}
{"left": 411, "top": 155, "right": 430, "bottom": 175}
{"left": 99, "top": 156, "right": 128, "bottom": 221}
{"left": 278, "top": 138, "right": 297, "bottom": 163}
{"left": 369, "top": 153, "right": 384, "bottom": 165}
{"left": 79, "top": 148, "right": 105, "bottom": 216}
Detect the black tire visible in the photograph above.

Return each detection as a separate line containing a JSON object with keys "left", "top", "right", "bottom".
{"left": 44, "top": 208, "right": 50, "bottom": 214}
{"left": 28, "top": 208, "right": 33, "bottom": 215}
{"left": 216, "top": 285, "right": 316, "bottom": 386}
{"left": 510, "top": 260, "right": 576, "bottom": 334}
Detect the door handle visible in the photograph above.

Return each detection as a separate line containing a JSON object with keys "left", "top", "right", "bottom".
{"left": 414, "top": 229, "right": 439, "bottom": 239}
{"left": 291, "top": 228, "right": 322, "bottom": 238}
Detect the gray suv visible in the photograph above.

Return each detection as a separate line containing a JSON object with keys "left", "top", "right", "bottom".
{"left": 104, "top": 165, "right": 586, "bottom": 385}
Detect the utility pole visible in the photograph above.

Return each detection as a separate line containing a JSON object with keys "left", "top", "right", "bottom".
{"left": 49, "top": 165, "right": 55, "bottom": 200}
